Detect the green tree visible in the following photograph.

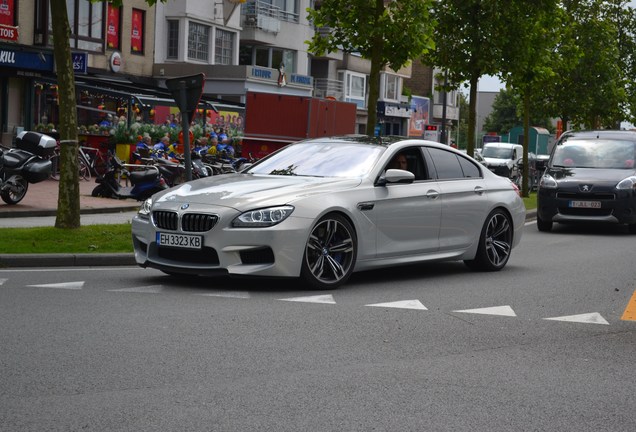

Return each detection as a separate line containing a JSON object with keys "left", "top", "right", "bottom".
{"left": 306, "top": 0, "right": 436, "bottom": 136}
{"left": 422, "top": 0, "right": 504, "bottom": 158}
{"left": 483, "top": 88, "right": 554, "bottom": 135}
{"left": 51, "top": 0, "right": 163, "bottom": 229}
{"left": 498, "top": 0, "right": 562, "bottom": 197}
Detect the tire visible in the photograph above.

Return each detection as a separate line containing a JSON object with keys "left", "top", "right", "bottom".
{"left": 79, "top": 157, "right": 91, "bottom": 181}
{"left": 91, "top": 184, "right": 112, "bottom": 198}
{"left": 1, "top": 176, "right": 28, "bottom": 205}
{"left": 536, "top": 215, "right": 553, "bottom": 232}
{"left": 300, "top": 213, "right": 357, "bottom": 290}
{"left": 464, "top": 209, "right": 513, "bottom": 272}
{"left": 628, "top": 224, "right": 636, "bottom": 234}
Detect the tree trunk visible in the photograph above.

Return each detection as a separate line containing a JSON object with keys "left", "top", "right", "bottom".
{"left": 467, "top": 74, "right": 479, "bottom": 158}
{"left": 50, "top": 0, "right": 81, "bottom": 228}
{"left": 365, "top": 0, "right": 385, "bottom": 136}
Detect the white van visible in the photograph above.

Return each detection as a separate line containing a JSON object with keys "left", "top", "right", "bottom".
{"left": 481, "top": 142, "right": 524, "bottom": 179}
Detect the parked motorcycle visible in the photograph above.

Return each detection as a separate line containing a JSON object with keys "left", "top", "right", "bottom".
{"left": 0, "top": 131, "right": 55, "bottom": 204}
{"left": 91, "top": 154, "right": 168, "bottom": 201}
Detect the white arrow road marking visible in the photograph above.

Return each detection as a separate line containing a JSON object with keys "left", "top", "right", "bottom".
{"left": 366, "top": 300, "right": 428, "bottom": 310}
{"left": 27, "top": 281, "right": 84, "bottom": 290}
{"left": 197, "top": 291, "right": 251, "bottom": 299}
{"left": 453, "top": 305, "right": 517, "bottom": 317}
{"left": 544, "top": 312, "right": 609, "bottom": 325}
{"left": 108, "top": 285, "right": 164, "bottom": 294}
{"left": 278, "top": 294, "right": 336, "bottom": 304}
{"left": 0, "top": 278, "right": 7, "bottom": 285}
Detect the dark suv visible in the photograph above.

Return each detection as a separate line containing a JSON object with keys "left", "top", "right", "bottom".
{"left": 537, "top": 130, "right": 636, "bottom": 233}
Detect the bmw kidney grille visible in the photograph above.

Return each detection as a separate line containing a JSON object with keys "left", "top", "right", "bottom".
{"left": 152, "top": 211, "right": 218, "bottom": 232}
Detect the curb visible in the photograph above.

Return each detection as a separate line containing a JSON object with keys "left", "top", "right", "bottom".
{"left": 0, "top": 205, "right": 140, "bottom": 219}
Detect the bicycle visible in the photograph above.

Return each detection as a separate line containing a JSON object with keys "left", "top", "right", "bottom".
{"left": 78, "top": 146, "right": 110, "bottom": 181}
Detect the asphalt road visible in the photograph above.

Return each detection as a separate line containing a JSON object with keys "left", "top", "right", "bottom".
{"left": 1, "top": 222, "right": 635, "bottom": 431}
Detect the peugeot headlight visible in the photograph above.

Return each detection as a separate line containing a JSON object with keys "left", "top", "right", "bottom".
{"left": 616, "top": 176, "right": 636, "bottom": 190}
{"left": 232, "top": 205, "right": 294, "bottom": 227}
{"left": 138, "top": 197, "right": 153, "bottom": 218}
{"left": 539, "top": 173, "right": 558, "bottom": 189}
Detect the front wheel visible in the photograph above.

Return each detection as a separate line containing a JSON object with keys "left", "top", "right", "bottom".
{"left": 300, "top": 214, "right": 357, "bottom": 290}
{"left": 1, "top": 176, "right": 28, "bottom": 204}
{"left": 536, "top": 215, "right": 553, "bottom": 232}
{"left": 464, "top": 209, "right": 513, "bottom": 271}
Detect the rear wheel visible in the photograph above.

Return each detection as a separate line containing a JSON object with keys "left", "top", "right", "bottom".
{"left": 79, "top": 157, "right": 91, "bottom": 181}
{"left": 300, "top": 214, "right": 357, "bottom": 290}
{"left": 464, "top": 209, "right": 513, "bottom": 271}
{"left": 91, "top": 184, "right": 112, "bottom": 198}
{"left": 1, "top": 176, "right": 28, "bottom": 204}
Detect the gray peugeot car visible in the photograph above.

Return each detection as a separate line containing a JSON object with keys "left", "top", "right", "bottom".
{"left": 537, "top": 130, "right": 636, "bottom": 233}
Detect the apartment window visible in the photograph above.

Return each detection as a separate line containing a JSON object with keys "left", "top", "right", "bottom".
{"left": 243, "top": 45, "right": 295, "bottom": 73}
{"left": 59, "top": 0, "right": 105, "bottom": 52}
{"left": 384, "top": 74, "right": 399, "bottom": 101}
{"left": 339, "top": 71, "right": 367, "bottom": 109}
{"left": 188, "top": 22, "right": 210, "bottom": 62}
{"left": 130, "top": 9, "right": 145, "bottom": 54}
{"left": 215, "top": 29, "right": 234, "bottom": 65}
{"left": 167, "top": 20, "right": 179, "bottom": 59}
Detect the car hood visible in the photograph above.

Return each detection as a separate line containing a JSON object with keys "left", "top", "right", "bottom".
{"left": 547, "top": 167, "right": 636, "bottom": 183}
{"left": 483, "top": 157, "right": 511, "bottom": 165}
{"left": 152, "top": 173, "right": 362, "bottom": 210}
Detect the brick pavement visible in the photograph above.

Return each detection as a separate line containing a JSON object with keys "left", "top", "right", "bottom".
{"left": 0, "top": 178, "right": 140, "bottom": 218}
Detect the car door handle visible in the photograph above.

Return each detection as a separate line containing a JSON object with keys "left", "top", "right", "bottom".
{"left": 426, "top": 190, "right": 440, "bottom": 199}
{"left": 474, "top": 186, "right": 485, "bottom": 195}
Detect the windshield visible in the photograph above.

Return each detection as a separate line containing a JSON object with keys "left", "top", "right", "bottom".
{"left": 482, "top": 146, "right": 514, "bottom": 159}
{"left": 551, "top": 139, "right": 636, "bottom": 169}
{"left": 246, "top": 141, "right": 385, "bottom": 177}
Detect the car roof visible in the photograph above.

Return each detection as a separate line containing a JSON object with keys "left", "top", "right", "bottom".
{"left": 299, "top": 135, "right": 452, "bottom": 150}
{"left": 560, "top": 130, "right": 636, "bottom": 142}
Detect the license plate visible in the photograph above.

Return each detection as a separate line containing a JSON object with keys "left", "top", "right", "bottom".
{"left": 156, "top": 232, "right": 202, "bottom": 249}
{"left": 569, "top": 200, "right": 601, "bottom": 209}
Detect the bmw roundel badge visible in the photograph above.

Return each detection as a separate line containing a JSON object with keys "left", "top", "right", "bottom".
{"left": 180, "top": 203, "right": 190, "bottom": 210}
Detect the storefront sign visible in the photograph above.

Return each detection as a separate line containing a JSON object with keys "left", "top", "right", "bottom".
{"left": 0, "top": 24, "right": 17, "bottom": 42}
{"left": 0, "top": 48, "right": 53, "bottom": 71}
{"left": 72, "top": 52, "right": 87, "bottom": 74}
{"left": 110, "top": 51, "right": 122, "bottom": 73}
{"left": 131, "top": 9, "right": 144, "bottom": 53}
{"left": 250, "top": 66, "right": 274, "bottom": 80}
{"left": 290, "top": 74, "right": 312, "bottom": 87}
{"left": 384, "top": 104, "right": 413, "bottom": 118}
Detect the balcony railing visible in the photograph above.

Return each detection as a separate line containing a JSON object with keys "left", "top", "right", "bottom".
{"left": 313, "top": 78, "right": 344, "bottom": 100}
{"left": 242, "top": 1, "right": 299, "bottom": 33}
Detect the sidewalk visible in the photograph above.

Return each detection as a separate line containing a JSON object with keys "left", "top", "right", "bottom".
{"left": 0, "top": 179, "right": 139, "bottom": 268}
{"left": 0, "top": 178, "right": 140, "bottom": 218}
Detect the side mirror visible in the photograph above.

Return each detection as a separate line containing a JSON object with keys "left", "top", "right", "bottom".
{"left": 383, "top": 168, "right": 415, "bottom": 184}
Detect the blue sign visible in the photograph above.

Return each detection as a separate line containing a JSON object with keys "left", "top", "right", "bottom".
{"left": 72, "top": 52, "right": 87, "bottom": 74}
{"left": 290, "top": 74, "right": 312, "bottom": 86}
{"left": 0, "top": 48, "right": 54, "bottom": 72}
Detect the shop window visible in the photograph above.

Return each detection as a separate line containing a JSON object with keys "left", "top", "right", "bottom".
{"left": 188, "top": 21, "right": 210, "bottom": 62}
{"left": 131, "top": 8, "right": 145, "bottom": 54}
{"left": 215, "top": 29, "right": 234, "bottom": 65}
{"left": 244, "top": 46, "right": 295, "bottom": 73}
{"left": 167, "top": 20, "right": 179, "bottom": 59}
{"left": 106, "top": 4, "right": 121, "bottom": 50}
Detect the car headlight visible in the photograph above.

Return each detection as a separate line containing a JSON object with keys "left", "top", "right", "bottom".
{"left": 138, "top": 197, "right": 153, "bottom": 218}
{"left": 539, "top": 173, "right": 558, "bottom": 189}
{"left": 616, "top": 176, "right": 636, "bottom": 190}
{"left": 232, "top": 205, "right": 294, "bottom": 227}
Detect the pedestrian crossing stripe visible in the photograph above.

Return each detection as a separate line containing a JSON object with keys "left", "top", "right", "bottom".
{"left": 621, "top": 289, "right": 636, "bottom": 321}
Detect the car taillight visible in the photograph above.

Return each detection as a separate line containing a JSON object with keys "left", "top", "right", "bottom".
{"left": 511, "top": 181, "right": 521, "bottom": 197}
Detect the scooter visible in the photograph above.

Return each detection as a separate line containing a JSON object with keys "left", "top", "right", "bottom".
{"left": 91, "top": 154, "right": 168, "bottom": 201}
{"left": 0, "top": 131, "right": 55, "bottom": 205}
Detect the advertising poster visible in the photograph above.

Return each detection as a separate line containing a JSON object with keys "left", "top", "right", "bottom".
{"left": 131, "top": 9, "right": 143, "bottom": 52}
{"left": 107, "top": 5, "right": 120, "bottom": 49}
{"left": 408, "top": 96, "right": 430, "bottom": 137}
{"left": 0, "top": 0, "right": 14, "bottom": 26}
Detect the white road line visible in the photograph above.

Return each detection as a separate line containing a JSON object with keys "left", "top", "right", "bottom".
{"left": 366, "top": 300, "right": 428, "bottom": 310}
{"left": 453, "top": 305, "right": 517, "bottom": 317}
{"left": 26, "top": 281, "right": 85, "bottom": 290}
{"left": 197, "top": 291, "right": 251, "bottom": 299}
{"left": 543, "top": 312, "right": 609, "bottom": 325}
{"left": 108, "top": 285, "right": 164, "bottom": 293}
{"left": 278, "top": 294, "right": 336, "bottom": 304}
